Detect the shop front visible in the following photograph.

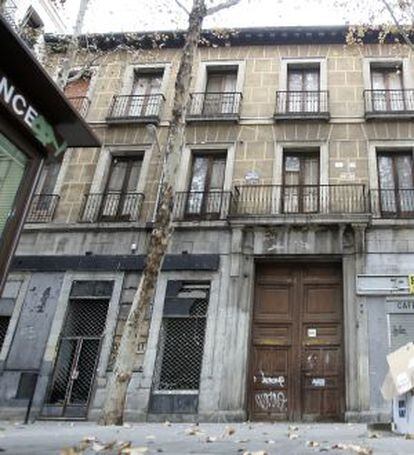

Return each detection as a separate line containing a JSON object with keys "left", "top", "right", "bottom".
{"left": 0, "top": 15, "right": 99, "bottom": 292}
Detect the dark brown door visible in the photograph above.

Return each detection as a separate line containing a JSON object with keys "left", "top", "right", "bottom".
{"left": 249, "top": 263, "right": 344, "bottom": 421}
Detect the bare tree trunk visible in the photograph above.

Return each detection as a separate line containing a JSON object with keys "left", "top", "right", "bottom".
{"left": 57, "top": 0, "right": 89, "bottom": 89}
{"left": 100, "top": 0, "right": 207, "bottom": 426}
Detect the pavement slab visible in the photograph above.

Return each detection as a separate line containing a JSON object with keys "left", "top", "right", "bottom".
{"left": 0, "top": 421, "right": 412, "bottom": 454}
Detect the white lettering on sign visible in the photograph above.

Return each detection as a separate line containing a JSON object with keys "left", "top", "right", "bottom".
{"left": 0, "top": 74, "right": 67, "bottom": 156}
{"left": 308, "top": 328, "right": 317, "bottom": 337}
{"left": 311, "top": 378, "right": 326, "bottom": 387}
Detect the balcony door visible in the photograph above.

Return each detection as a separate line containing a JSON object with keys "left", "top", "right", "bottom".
{"left": 64, "top": 77, "right": 91, "bottom": 116}
{"left": 100, "top": 156, "right": 142, "bottom": 221}
{"left": 377, "top": 152, "right": 414, "bottom": 216}
{"left": 185, "top": 153, "right": 226, "bottom": 219}
{"left": 287, "top": 67, "right": 320, "bottom": 113}
{"left": 130, "top": 72, "right": 163, "bottom": 117}
{"left": 283, "top": 152, "right": 319, "bottom": 213}
{"left": 203, "top": 70, "right": 237, "bottom": 115}
{"left": 371, "top": 67, "right": 404, "bottom": 111}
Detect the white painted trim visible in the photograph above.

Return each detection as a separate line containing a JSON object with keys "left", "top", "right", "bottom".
{"left": 279, "top": 57, "right": 327, "bottom": 91}
{"left": 273, "top": 140, "right": 329, "bottom": 185}
{"left": 362, "top": 57, "right": 412, "bottom": 89}
{"left": 194, "top": 60, "right": 246, "bottom": 94}
{"left": 121, "top": 63, "right": 171, "bottom": 95}
{"left": 176, "top": 142, "right": 236, "bottom": 192}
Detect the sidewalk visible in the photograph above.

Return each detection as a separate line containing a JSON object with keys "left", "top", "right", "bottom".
{"left": 0, "top": 421, "right": 412, "bottom": 454}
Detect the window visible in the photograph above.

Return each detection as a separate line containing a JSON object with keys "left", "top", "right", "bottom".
{"left": 20, "top": 7, "right": 43, "bottom": 48}
{"left": 0, "top": 316, "right": 10, "bottom": 352}
{"left": 283, "top": 151, "right": 319, "bottom": 213}
{"left": 37, "top": 161, "right": 60, "bottom": 195}
{"left": 129, "top": 71, "right": 163, "bottom": 117}
{"left": 370, "top": 64, "right": 404, "bottom": 111}
{"left": 64, "top": 74, "right": 91, "bottom": 117}
{"left": 287, "top": 65, "right": 320, "bottom": 113}
{"left": 377, "top": 151, "right": 414, "bottom": 216}
{"left": 185, "top": 152, "right": 226, "bottom": 218}
{"left": 100, "top": 155, "right": 143, "bottom": 221}
{"left": 203, "top": 69, "right": 238, "bottom": 115}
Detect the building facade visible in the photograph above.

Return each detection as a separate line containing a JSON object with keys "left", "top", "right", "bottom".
{"left": 0, "top": 26, "right": 413, "bottom": 423}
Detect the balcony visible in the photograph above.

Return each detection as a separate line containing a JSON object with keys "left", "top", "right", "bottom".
{"left": 371, "top": 188, "right": 414, "bottom": 218}
{"left": 173, "top": 191, "right": 232, "bottom": 221}
{"left": 79, "top": 192, "right": 145, "bottom": 223}
{"left": 186, "top": 92, "right": 242, "bottom": 122}
{"left": 230, "top": 184, "right": 368, "bottom": 221}
{"left": 106, "top": 94, "right": 165, "bottom": 124}
{"left": 67, "top": 96, "right": 90, "bottom": 118}
{"left": 274, "top": 91, "right": 329, "bottom": 121}
{"left": 364, "top": 90, "right": 414, "bottom": 120}
{"left": 26, "top": 194, "right": 60, "bottom": 223}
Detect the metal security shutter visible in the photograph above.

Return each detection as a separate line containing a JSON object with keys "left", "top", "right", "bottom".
{"left": 150, "top": 281, "right": 210, "bottom": 414}
{"left": 42, "top": 280, "right": 113, "bottom": 419}
{"left": 0, "top": 316, "right": 10, "bottom": 351}
{"left": 389, "top": 313, "right": 414, "bottom": 352}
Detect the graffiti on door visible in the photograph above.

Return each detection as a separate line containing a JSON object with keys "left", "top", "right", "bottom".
{"left": 255, "top": 391, "right": 288, "bottom": 411}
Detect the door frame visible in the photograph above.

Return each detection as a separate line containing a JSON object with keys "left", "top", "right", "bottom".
{"left": 246, "top": 258, "right": 345, "bottom": 422}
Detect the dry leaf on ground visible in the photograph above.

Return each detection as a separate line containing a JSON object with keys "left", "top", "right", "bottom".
{"left": 242, "top": 451, "right": 268, "bottom": 455}
{"left": 222, "top": 425, "right": 236, "bottom": 437}
{"left": 331, "top": 443, "right": 373, "bottom": 455}
{"left": 306, "top": 440, "right": 320, "bottom": 448}
{"left": 121, "top": 447, "right": 149, "bottom": 454}
{"left": 288, "top": 433, "right": 299, "bottom": 440}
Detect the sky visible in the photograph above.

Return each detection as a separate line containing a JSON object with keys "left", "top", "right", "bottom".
{"left": 62, "top": 0, "right": 360, "bottom": 34}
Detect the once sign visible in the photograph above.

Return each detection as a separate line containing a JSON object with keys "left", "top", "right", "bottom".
{"left": 0, "top": 72, "right": 67, "bottom": 157}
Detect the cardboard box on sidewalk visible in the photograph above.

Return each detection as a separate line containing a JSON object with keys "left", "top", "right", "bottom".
{"left": 381, "top": 342, "right": 414, "bottom": 434}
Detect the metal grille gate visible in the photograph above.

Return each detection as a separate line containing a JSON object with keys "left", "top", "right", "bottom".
{"left": 42, "top": 281, "right": 113, "bottom": 419}
{"left": 150, "top": 281, "right": 210, "bottom": 414}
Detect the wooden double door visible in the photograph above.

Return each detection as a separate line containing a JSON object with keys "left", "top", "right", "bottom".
{"left": 249, "top": 262, "right": 345, "bottom": 421}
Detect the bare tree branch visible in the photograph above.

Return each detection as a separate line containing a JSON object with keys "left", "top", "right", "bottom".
{"left": 381, "top": 0, "right": 414, "bottom": 50}
{"left": 174, "top": 0, "right": 190, "bottom": 15}
{"left": 206, "top": 0, "right": 241, "bottom": 16}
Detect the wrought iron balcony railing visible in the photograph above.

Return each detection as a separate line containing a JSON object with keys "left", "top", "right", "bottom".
{"left": 275, "top": 91, "right": 329, "bottom": 120}
{"left": 26, "top": 194, "right": 60, "bottom": 223}
{"left": 364, "top": 90, "right": 414, "bottom": 118}
{"left": 67, "top": 96, "right": 90, "bottom": 118}
{"left": 106, "top": 94, "right": 165, "bottom": 123}
{"left": 187, "top": 92, "right": 242, "bottom": 121}
{"left": 371, "top": 188, "right": 414, "bottom": 218}
{"left": 230, "top": 184, "right": 368, "bottom": 217}
{"left": 173, "top": 191, "right": 232, "bottom": 221}
{"left": 79, "top": 192, "right": 145, "bottom": 223}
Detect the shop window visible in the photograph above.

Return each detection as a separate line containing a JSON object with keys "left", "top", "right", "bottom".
{"left": 0, "top": 133, "right": 28, "bottom": 240}
{"left": 283, "top": 151, "right": 319, "bottom": 213}
{"left": 377, "top": 151, "right": 414, "bottom": 216}
{"left": 185, "top": 152, "right": 226, "bottom": 218}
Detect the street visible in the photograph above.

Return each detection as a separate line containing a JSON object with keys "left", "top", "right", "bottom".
{"left": 0, "top": 421, "right": 412, "bottom": 454}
